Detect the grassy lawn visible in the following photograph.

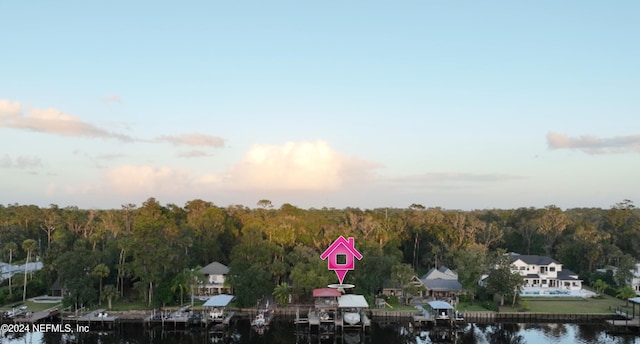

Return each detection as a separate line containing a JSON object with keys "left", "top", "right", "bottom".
{"left": 0, "top": 300, "right": 62, "bottom": 312}
{"left": 498, "top": 294, "right": 630, "bottom": 314}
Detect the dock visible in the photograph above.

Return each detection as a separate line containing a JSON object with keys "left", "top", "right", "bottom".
{"left": 145, "top": 306, "right": 204, "bottom": 328}
{"left": 11, "top": 308, "right": 60, "bottom": 324}
{"left": 67, "top": 309, "right": 118, "bottom": 329}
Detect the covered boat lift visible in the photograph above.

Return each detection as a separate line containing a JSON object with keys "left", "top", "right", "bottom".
{"left": 202, "top": 294, "right": 235, "bottom": 326}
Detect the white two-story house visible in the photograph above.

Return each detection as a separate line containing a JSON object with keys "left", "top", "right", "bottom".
{"left": 198, "top": 261, "right": 231, "bottom": 297}
{"left": 510, "top": 254, "right": 582, "bottom": 291}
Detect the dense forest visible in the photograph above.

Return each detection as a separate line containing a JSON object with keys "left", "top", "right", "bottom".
{"left": 0, "top": 198, "right": 639, "bottom": 308}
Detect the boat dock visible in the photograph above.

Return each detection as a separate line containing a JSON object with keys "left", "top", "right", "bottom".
{"left": 11, "top": 308, "right": 60, "bottom": 323}
{"left": 145, "top": 306, "right": 204, "bottom": 328}
{"left": 67, "top": 309, "right": 118, "bottom": 329}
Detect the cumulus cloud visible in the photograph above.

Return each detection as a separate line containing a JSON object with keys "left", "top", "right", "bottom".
{"left": 50, "top": 141, "right": 378, "bottom": 206}
{"left": 0, "top": 99, "right": 134, "bottom": 141}
{"left": 155, "top": 133, "right": 225, "bottom": 147}
{"left": 104, "top": 165, "right": 194, "bottom": 195}
{"left": 223, "top": 140, "right": 378, "bottom": 191}
{"left": 547, "top": 132, "right": 640, "bottom": 154}
{"left": 0, "top": 154, "right": 43, "bottom": 169}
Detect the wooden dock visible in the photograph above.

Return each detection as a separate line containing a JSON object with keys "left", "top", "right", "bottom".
{"left": 66, "top": 309, "right": 118, "bottom": 329}
{"left": 11, "top": 309, "right": 60, "bottom": 323}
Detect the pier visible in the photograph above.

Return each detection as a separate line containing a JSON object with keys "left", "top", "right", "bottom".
{"left": 62, "top": 309, "right": 119, "bottom": 330}
{"left": 11, "top": 307, "right": 60, "bottom": 324}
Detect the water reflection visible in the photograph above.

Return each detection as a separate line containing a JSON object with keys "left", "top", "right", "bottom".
{"left": 1, "top": 321, "right": 639, "bottom": 344}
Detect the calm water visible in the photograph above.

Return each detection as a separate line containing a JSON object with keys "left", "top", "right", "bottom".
{"left": 2, "top": 320, "right": 639, "bottom": 344}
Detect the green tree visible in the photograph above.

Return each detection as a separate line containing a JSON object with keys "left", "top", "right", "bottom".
{"left": 389, "top": 263, "right": 415, "bottom": 305}
{"left": 591, "top": 279, "right": 609, "bottom": 295}
{"left": 21, "top": 239, "right": 36, "bottom": 302}
{"left": 102, "top": 284, "right": 118, "bottom": 310}
{"left": 272, "top": 282, "right": 290, "bottom": 306}
{"left": 92, "top": 263, "right": 110, "bottom": 305}
{"left": 454, "top": 243, "right": 488, "bottom": 304}
{"left": 616, "top": 286, "right": 637, "bottom": 306}
{"left": 485, "top": 254, "right": 524, "bottom": 307}
{"left": 4, "top": 242, "right": 18, "bottom": 296}
{"left": 170, "top": 270, "right": 190, "bottom": 306}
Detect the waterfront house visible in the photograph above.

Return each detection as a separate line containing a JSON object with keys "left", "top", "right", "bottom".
{"left": 509, "top": 254, "right": 583, "bottom": 291}
{"left": 480, "top": 253, "right": 591, "bottom": 297}
{"left": 198, "top": 262, "right": 230, "bottom": 296}
{"left": 596, "top": 263, "right": 640, "bottom": 296}
{"left": 412, "top": 266, "right": 462, "bottom": 301}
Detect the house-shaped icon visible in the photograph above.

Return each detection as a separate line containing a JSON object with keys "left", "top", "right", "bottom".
{"left": 320, "top": 236, "right": 363, "bottom": 284}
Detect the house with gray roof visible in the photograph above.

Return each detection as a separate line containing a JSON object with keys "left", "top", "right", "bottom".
{"left": 411, "top": 266, "right": 463, "bottom": 301}
{"left": 509, "top": 254, "right": 583, "bottom": 291}
{"left": 198, "top": 262, "right": 230, "bottom": 296}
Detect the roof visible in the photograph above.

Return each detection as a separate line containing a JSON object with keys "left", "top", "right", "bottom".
{"left": 202, "top": 294, "right": 234, "bottom": 307}
{"left": 200, "top": 262, "right": 229, "bottom": 275}
{"left": 422, "top": 278, "right": 462, "bottom": 291}
{"left": 313, "top": 288, "right": 341, "bottom": 297}
{"left": 629, "top": 297, "right": 640, "bottom": 304}
{"left": 421, "top": 266, "right": 457, "bottom": 281}
{"left": 510, "top": 255, "right": 560, "bottom": 266}
{"left": 338, "top": 294, "right": 369, "bottom": 308}
{"left": 320, "top": 236, "right": 363, "bottom": 260}
{"left": 427, "top": 300, "right": 454, "bottom": 310}
{"left": 557, "top": 270, "right": 581, "bottom": 280}
{"left": 525, "top": 274, "right": 540, "bottom": 278}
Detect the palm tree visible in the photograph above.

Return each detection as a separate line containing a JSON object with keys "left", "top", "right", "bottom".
{"left": 92, "top": 264, "right": 110, "bottom": 305}
{"left": 170, "top": 270, "right": 190, "bottom": 306}
{"left": 21, "top": 239, "right": 36, "bottom": 302}
{"left": 272, "top": 282, "right": 290, "bottom": 306}
{"left": 102, "top": 284, "right": 118, "bottom": 310}
{"left": 4, "top": 242, "right": 17, "bottom": 296}
{"left": 616, "top": 286, "right": 637, "bottom": 307}
{"left": 591, "top": 279, "right": 609, "bottom": 295}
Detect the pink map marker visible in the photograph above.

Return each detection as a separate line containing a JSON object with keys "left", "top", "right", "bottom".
{"left": 320, "top": 236, "right": 363, "bottom": 284}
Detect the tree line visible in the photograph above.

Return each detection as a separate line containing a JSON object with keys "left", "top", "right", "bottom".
{"left": 0, "top": 198, "right": 638, "bottom": 308}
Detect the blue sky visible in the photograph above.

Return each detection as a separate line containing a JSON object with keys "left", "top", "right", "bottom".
{"left": 1, "top": 1, "right": 639, "bottom": 210}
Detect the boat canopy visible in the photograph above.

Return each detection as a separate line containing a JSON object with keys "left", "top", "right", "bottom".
{"left": 427, "top": 300, "right": 454, "bottom": 310}
{"left": 338, "top": 294, "right": 369, "bottom": 308}
{"left": 313, "top": 288, "right": 341, "bottom": 297}
{"left": 203, "top": 294, "right": 234, "bottom": 307}
{"left": 630, "top": 297, "right": 640, "bottom": 304}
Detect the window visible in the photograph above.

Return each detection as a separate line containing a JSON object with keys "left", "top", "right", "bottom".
{"left": 550, "top": 267, "right": 556, "bottom": 272}
{"left": 336, "top": 254, "right": 347, "bottom": 265}
{"left": 519, "top": 266, "right": 526, "bottom": 270}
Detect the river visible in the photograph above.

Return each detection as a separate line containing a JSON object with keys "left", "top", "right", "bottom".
{"left": 1, "top": 320, "right": 639, "bottom": 344}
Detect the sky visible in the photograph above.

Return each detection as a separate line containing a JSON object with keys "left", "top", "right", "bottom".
{"left": 1, "top": 1, "right": 639, "bottom": 211}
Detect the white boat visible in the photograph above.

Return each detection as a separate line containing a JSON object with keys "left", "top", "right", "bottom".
{"left": 343, "top": 309, "right": 361, "bottom": 325}
{"left": 209, "top": 308, "right": 224, "bottom": 319}
{"left": 415, "top": 331, "right": 429, "bottom": 344}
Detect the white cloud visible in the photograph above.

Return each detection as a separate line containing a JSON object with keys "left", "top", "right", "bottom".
{"left": 547, "top": 131, "right": 640, "bottom": 154}
{"left": 104, "top": 165, "right": 194, "bottom": 195}
{"left": 223, "top": 140, "right": 378, "bottom": 191}
{"left": 0, "top": 154, "right": 43, "bottom": 169}
{"left": 177, "top": 150, "right": 212, "bottom": 158}
{"left": 155, "top": 133, "right": 225, "bottom": 147}
{"left": 0, "top": 99, "right": 134, "bottom": 141}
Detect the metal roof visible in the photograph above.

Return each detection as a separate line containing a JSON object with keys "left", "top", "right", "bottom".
{"left": 202, "top": 294, "right": 234, "bottom": 307}
{"left": 338, "top": 294, "right": 369, "bottom": 308}
{"left": 199, "top": 262, "right": 229, "bottom": 275}
{"left": 427, "top": 300, "right": 454, "bottom": 310}
{"left": 313, "top": 288, "right": 341, "bottom": 297}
